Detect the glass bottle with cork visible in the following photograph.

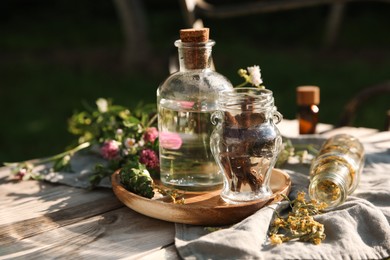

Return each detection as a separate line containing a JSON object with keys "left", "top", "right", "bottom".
{"left": 157, "top": 28, "right": 233, "bottom": 191}
{"left": 296, "top": 86, "right": 320, "bottom": 134}
{"left": 308, "top": 134, "right": 365, "bottom": 209}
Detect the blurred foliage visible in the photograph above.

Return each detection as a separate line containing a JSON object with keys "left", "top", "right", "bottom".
{"left": 1, "top": 0, "right": 389, "bottom": 162}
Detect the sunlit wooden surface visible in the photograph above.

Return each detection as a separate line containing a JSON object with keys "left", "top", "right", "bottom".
{"left": 0, "top": 168, "right": 179, "bottom": 259}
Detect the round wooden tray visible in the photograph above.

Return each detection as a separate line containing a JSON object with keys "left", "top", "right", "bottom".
{"left": 111, "top": 168, "right": 291, "bottom": 226}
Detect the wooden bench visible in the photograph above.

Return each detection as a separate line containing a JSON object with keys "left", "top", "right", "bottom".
{"left": 179, "top": 0, "right": 350, "bottom": 48}
{"left": 113, "top": 0, "right": 390, "bottom": 68}
{"left": 338, "top": 81, "right": 390, "bottom": 130}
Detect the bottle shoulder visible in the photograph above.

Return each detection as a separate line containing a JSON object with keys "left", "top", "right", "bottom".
{"left": 158, "top": 70, "right": 233, "bottom": 93}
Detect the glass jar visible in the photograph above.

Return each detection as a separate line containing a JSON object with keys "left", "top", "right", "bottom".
{"left": 309, "top": 134, "right": 365, "bottom": 209}
{"left": 157, "top": 28, "right": 233, "bottom": 191}
{"left": 210, "top": 88, "right": 283, "bottom": 204}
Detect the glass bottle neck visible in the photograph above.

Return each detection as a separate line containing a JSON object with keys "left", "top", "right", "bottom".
{"left": 214, "top": 88, "right": 282, "bottom": 126}
{"left": 219, "top": 88, "right": 277, "bottom": 115}
{"left": 175, "top": 40, "right": 214, "bottom": 71}
{"left": 309, "top": 162, "right": 350, "bottom": 209}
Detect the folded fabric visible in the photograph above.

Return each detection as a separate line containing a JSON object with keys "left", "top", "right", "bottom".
{"left": 36, "top": 152, "right": 111, "bottom": 189}
{"left": 175, "top": 141, "right": 390, "bottom": 259}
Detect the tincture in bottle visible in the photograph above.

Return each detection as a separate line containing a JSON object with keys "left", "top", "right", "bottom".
{"left": 296, "top": 86, "right": 320, "bottom": 134}
{"left": 308, "top": 134, "right": 365, "bottom": 209}
{"left": 157, "top": 28, "right": 233, "bottom": 191}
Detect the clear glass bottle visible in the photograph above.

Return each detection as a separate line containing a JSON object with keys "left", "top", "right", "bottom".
{"left": 157, "top": 28, "right": 233, "bottom": 191}
{"left": 296, "top": 86, "right": 320, "bottom": 135}
{"left": 309, "top": 134, "right": 365, "bottom": 209}
{"left": 210, "top": 88, "right": 283, "bottom": 203}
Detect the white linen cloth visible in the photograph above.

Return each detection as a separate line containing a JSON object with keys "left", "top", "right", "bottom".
{"left": 175, "top": 129, "right": 390, "bottom": 260}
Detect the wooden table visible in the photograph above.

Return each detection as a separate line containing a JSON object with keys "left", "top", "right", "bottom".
{"left": 0, "top": 168, "right": 179, "bottom": 259}
{"left": 1, "top": 120, "right": 388, "bottom": 259}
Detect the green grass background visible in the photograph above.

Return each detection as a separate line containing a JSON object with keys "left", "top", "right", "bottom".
{"left": 1, "top": 0, "right": 389, "bottom": 162}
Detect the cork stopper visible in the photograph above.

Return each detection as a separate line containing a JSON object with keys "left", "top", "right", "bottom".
{"left": 180, "top": 28, "right": 209, "bottom": 43}
{"left": 177, "top": 28, "right": 212, "bottom": 70}
{"left": 296, "top": 86, "right": 320, "bottom": 105}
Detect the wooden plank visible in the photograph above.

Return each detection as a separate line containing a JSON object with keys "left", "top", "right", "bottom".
{"left": 196, "top": 0, "right": 347, "bottom": 18}
{"left": 0, "top": 178, "right": 120, "bottom": 225}
{"left": 0, "top": 166, "right": 128, "bottom": 246}
{"left": 0, "top": 208, "right": 175, "bottom": 259}
{"left": 0, "top": 167, "right": 176, "bottom": 258}
{"left": 0, "top": 195, "right": 123, "bottom": 246}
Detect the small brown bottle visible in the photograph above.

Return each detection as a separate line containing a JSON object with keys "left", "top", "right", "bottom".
{"left": 296, "top": 86, "right": 320, "bottom": 134}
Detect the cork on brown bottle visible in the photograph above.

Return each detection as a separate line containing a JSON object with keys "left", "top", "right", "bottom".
{"left": 296, "top": 86, "right": 320, "bottom": 106}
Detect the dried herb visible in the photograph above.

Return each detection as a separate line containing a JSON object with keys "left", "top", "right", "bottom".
{"left": 316, "top": 180, "right": 341, "bottom": 202}
{"left": 269, "top": 191, "right": 327, "bottom": 245}
{"left": 276, "top": 138, "right": 319, "bottom": 167}
{"left": 120, "top": 163, "right": 185, "bottom": 204}
{"left": 155, "top": 186, "right": 185, "bottom": 204}
{"left": 7, "top": 98, "right": 159, "bottom": 190}
{"left": 219, "top": 95, "right": 277, "bottom": 192}
{"left": 204, "top": 227, "right": 223, "bottom": 233}
{"left": 120, "top": 163, "right": 155, "bottom": 199}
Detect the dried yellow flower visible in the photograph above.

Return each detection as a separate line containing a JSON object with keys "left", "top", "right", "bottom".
{"left": 317, "top": 180, "right": 341, "bottom": 201}
{"left": 269, "top": 234, "right": 284, "bottom": 245}
{"left": 268, "top": 191, "right": 327, "bottom": 245}
{"left": 155, "top": 186, "right": 185, "bottom": 204}
{"left": 296, "top": 191, "right": 306, "bottom": 202}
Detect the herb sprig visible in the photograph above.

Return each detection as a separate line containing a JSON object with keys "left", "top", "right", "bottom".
{"left": 6, "top": 98, "right": 160, "bottom": 192}
{"left": 269, "top": 191, "right": 327, "bottom": 245}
